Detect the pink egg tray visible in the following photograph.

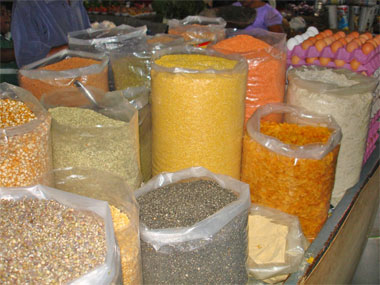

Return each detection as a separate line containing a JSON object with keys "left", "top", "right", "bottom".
{"left": 363, "top": 109, "right": 380, "bottom": 165}
{"left": 287, "top": 44, "right": 380, "bottom": 76}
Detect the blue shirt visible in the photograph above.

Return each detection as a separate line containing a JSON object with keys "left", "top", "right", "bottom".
{"left": 11, "top": 0, "right": 90, "bottom": 68}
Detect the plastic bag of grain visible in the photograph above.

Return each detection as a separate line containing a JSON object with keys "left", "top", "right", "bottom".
{"left": 247, "top": 204, "right": 308, "bottom": 283}
{"left": 168, "top": 15, "right": 227, "bottom": 46}
{"left": 107, "top": 86, "right": 152, "bottom": 182}
{"left": 19, "top": 49, "right": 109, "bottom": 100}
{"left": 135, "top": 166, "right": 251, "bottom": 285}
{"left": 0, "top": 83, "right": 53, "bottom": 187}
{"left": 151, "top": 45, "right": 248, "bottom": 179}
{"left": 286, "top": 66, "right": 377, "bottom": 206}
{"left": 109, "top": 37, "right": 151, "bottom": 90}
{"left": 211, "top": 28, "right": 287, "bottom": 125}
{"left": 49, "top": 167, "right": 142, "bottom": 285}
{"left": 68, "top": 24, "right": 147, "bottom": 53}
{"left": 0, "top": 184, "right": 121, "bottom": 284}
{"left": 241, "top": 103, "right": 342, "bottom": 241}
{"left": 40, "top": 87, "right": 142, "bottom": 190}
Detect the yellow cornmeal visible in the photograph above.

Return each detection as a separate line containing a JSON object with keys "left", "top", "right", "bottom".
{"left": 154, "top": 54, "right": 238, "bottom": 70}
{"left": 151, "top": 54, "right": 247, "bottom": 179}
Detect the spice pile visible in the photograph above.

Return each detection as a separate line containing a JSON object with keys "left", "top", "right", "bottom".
{"left": 241, "top": 121, "right": 339, "bottom": 239}
{"left": 0, "top": 198, "right": 106, "bottom": 284}
{"left": 0, "top": 98, "right": 52, "bottom": 187}
{"left": 138, "top": 179, "right": 248, "bottom": 285}
{"left": 151, "top": 53, "right": 247, "bottom": 179}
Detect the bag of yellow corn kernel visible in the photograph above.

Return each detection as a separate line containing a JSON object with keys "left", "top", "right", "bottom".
{"left": 19, "top": 49, "right": 109, "bottom": 100}
{"left": 107, "top": 86, "right": 152, "bottom": 182}
{"left": 150, "top": 45, "right": 248, "bottom": 179}
{"left": 241, "top": 103, "right": 342, "bottom": 241}
{"left": 47, "top": 167, "right": 142, "bottom": 285}
{"left": 168, "top": 15, "right": 227, "bottom": 47}
{"left": 0, "top": 82, "right": 53, "bottom": 187}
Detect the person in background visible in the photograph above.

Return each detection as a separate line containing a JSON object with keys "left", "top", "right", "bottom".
{"left": 0, "top": 2, "right": 18, "bottom": 85}
{"left": 11, "top": 0, "right": 91, "bottom": 68}
{"left": 234, "top": 0, "right": 284, "bottom": 33}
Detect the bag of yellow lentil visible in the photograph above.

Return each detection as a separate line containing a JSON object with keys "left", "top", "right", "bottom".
{"left": 241, "top": 103, "right": 342, "bottom": 241}
{"left": 40, "top": 87, "right": 142, "bottom": 190}
{"left": 168, "top": 15, "right": 227, "bottom": 46}
{"left": 107, "top": 86, "right": 152, "bottom": 182}
{"left": 68, "top": 24, "right": 147, "bottom": 53}
{"left": 150, "top": 45, "right": 248, "bottom": 179}
{"left": 0, "top": 184, "right": 122, "bottom": 284}
{"left": 19, "top": 49, "right": 109, "bottom": 100}
{"left": 48, "top": 167, "right": 142, "bottom": 285}
{"left": 0, "top": 82, "right": 53, "bottom": 187}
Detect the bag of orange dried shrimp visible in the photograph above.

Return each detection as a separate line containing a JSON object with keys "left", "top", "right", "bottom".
{"left": 241, "top": 103, "right": 342, "bottom": 241}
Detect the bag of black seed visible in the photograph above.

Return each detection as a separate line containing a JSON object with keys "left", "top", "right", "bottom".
{"left": 0, "top": 184, "right": 121, "bottom": 284}
{"left": 135, "top": 166, "right": 251, "bottom": 285}
{"left": 50, "top": 167, "right": 143, "bottom": 285}
{"left": 107, "top": 86, "right": 152, "bottom": 182}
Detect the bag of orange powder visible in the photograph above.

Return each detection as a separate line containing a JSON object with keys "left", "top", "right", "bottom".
{"left": 211, "top": 29, "right": 287, "bottom": 126}
{"left": 241, "top": 103, "right": 342, "bottom": 241}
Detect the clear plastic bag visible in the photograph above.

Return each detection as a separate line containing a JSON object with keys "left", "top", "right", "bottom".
{"left": 0, "top": 83, "right": 53, "bottom": 187}
{"left": 107, "top": 87, "right": 152, "bottom": 182}
{"left": 151, "top": 45, "right": 248, "bottom": 179}
{"left": 40, "top": 87, "right": 142, "bottom": 190}
{"left": 0, "top": 184, "right": 121, "bottom": 284}
{"left": 168, "top": 15, "right": 227, "bottom": 45}
{"left": 135, "top": 166, "right": 251, "bottom": 285}
{"left": 247, "top": 204, "right": 308, "bottom": 282}
{"left": 241, "top": 103, "right": 342, "bottom": 241}
{"left": 212, "top": 28, "right": 287, "bottom": 125}
{"left": 19, "top": 49, "right": 109, "bottom": 100}
{"left": 68, "top": 24, "right": 147, "bottom": 53}
{"left": 147, "top": 33, "right": 186, "bottom": 53}
{"left": 287, "top": 66, "right": 377, "bottom": 205}
{"left": 49, "top": 167, "right": 142, "bottom": 285}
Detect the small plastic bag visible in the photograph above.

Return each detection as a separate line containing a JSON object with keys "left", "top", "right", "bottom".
{"left": 241, "top": 103, "right": 342, "bottom": 241}
{"left": 135, "top": 166, "right": 251, "bottom": 285}
{"left": 0, "top": 184, "right": 121, "bottom": 284}
{"left": 287, "top": 66, "right": 377, "bottom": 205}
{"left": 49, "top": 167, "right": 142, "bottom": 285}
{"left": 68, "top": 24, "right": 147, "bottom": 53}
{"left": 0, "top": 83, "right": 53, "bottom": 187}
{"left": 40, "top": 87, "right": 142, "bottom": 190}
{"left": 247, "top": 204, "right": 308, "bottom": 282}
{"left": 212, "top": 28, "right": 287, "bottom": 125}
{"left": 107, "top": 86, "right": 152, "bottom": 182}
{"left": 168, "top": 15, "right": 227, "bottom": 46}
{"left": 19, "top": 49, "right": 109, "bottom": 100}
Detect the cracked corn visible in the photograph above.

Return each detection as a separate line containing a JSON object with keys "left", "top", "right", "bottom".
{"left": 0, "top": 99, "right": 52, "bottom": 187}
{"left": 241, "top": 121, "right": 339, "bottom": 240}
{"left": 0, "top": 198, "right": 106, "bottom": 284}
{"left": 19, "top": 57, "right": 109, "bottom": 100}
{"left": 151, "top": 54, "right": 247, "bottom": 179}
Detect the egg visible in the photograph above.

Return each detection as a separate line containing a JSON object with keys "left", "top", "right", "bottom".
{"left": 306, "top": 57, "right": 317, "bottom": 64}
{"left": 331, "top": 40, "right": 343, "bottom": 53}
{"left": 349, "top": 31, "right": 359, "bottom": 38}
{"left": 307, "top": 26, "right": 319, "bottom": 36}
{"left": 362, "top": 42, "right": 375, "bottom": 55}
{"left": 350, "top": 59, "right": 361, "bottom": 71}
{"left": 346, "top": 41, "right": 359, "bottom": 52}
{"left": 353, "top": 38, "right": 363, "bottom": 46}
{"left": 345, "top": 36, "right": 354, "bottom": 43}
{"left": 361, "top": 32, "right": 373, "bottom": 40}
{"left": 334, "top": 59, "right": 346, "bottom": 67}
{"left": 338, "top": 37, "right": 348, "bottom": 46}
{"left": 358, "top": 36, "right": 367, "bottom": 44}
{"left": 320, "top": 57, "right": 331, "bottom": 66}
{"left": 324, "top": 36, "right": 334, "bottom": 46}
{"left": 301, "top": 39, "right": 313, "bottom": 50}
{"left": 333, "top": 33, "right": 341, "bottom": 40}
{"left": 291, "top": 55, "right": 301, "bottom": 65}
{"left": 336, "top": 31, "right": 346, "bottom": 38}
{"left": 374, "top": 35, "right": 380, "bottom": 45}
{"left": 308, "top": 36, "right": 318, "bottom": 44}
{"left": 323, "top": 29, "right": 333, "bottom": 36}
{"left": 315, "top": 39, "right": 327, "bottom": 52}
{"left": 287, "top": 38, "right": 299, "bottom": 51}
{"left": 367, "top": 39, "right": 378, "bottom": 48}
{"left": 295, "top": 35, "right": 304, "bottom": 43}
{"left": 315, "top": 34, "right": 324, "bottom": 40}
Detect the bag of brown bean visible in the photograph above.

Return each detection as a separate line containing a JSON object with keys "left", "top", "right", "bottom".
{"left": 0, "top": 82, "right": 53, "bottom": 187}
{"left": 18, "top": 49, "right": 109, "bottom": 100}
{"left": 0, "top": 184, "right": 121, "bottom": 284}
